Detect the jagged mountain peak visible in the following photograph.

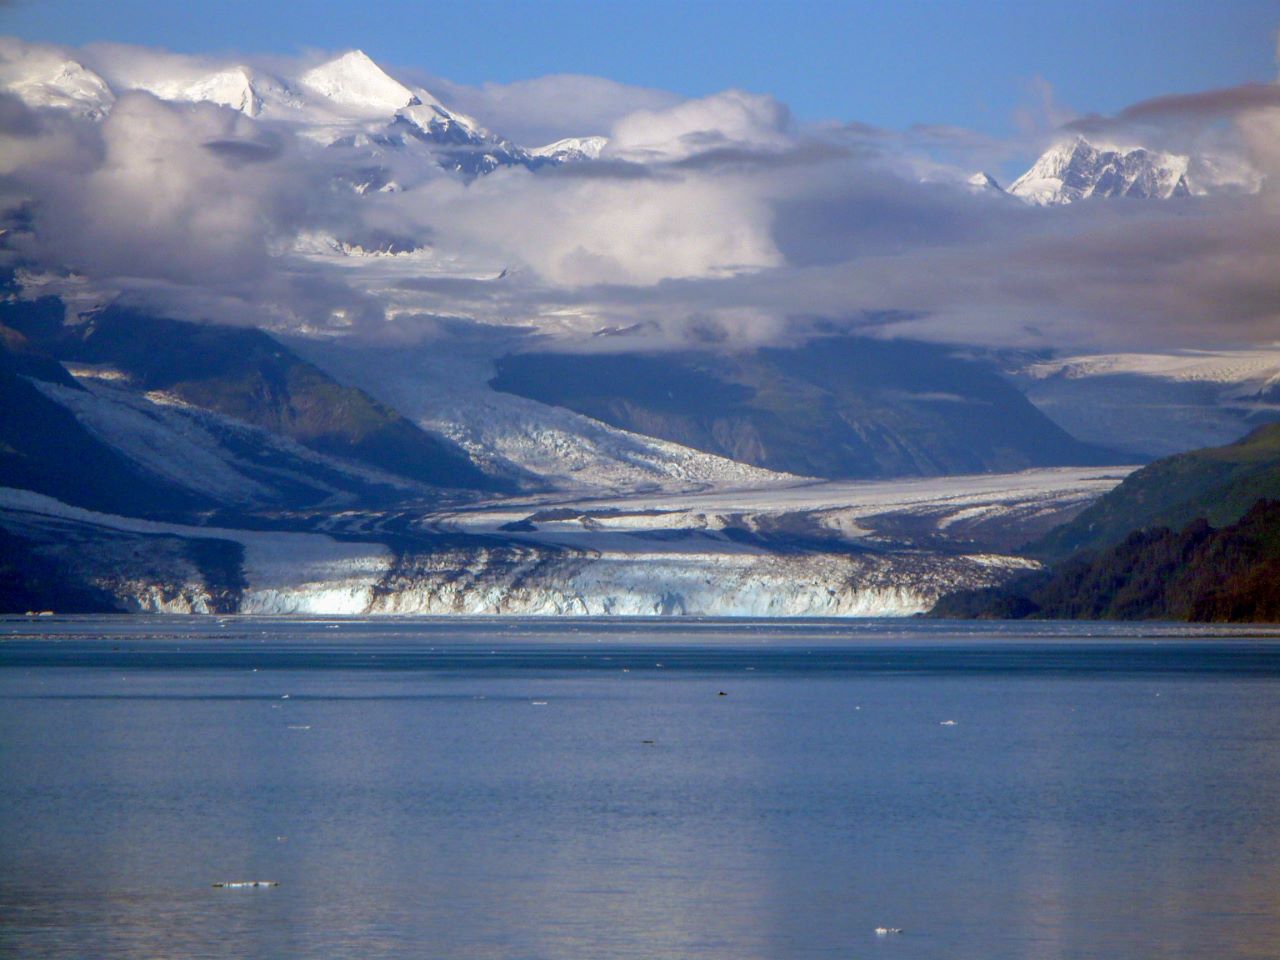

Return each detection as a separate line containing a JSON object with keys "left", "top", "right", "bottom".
{"left": 134, "top": 64, "right": 281, "bottom": 117}
{"left": 298, "top": 49, "right": 419, "bottom": 115}
{"left": 966, "top": 171, "right": 1003, "bottom": 193}
{"left": 0, "top": 41, "right": 612, "bottom": 182}
{"left": 184, "top": 66, "right": 262, "bottom": 116}
{"left": 0, "top": 41, "right": 114, "bottom": 117}
{"left": 1008, "top": 136, "right": 1193, "bottom": 206}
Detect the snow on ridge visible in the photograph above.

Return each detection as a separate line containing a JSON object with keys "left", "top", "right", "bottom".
{"left": 1024, "top": 349, "right": 1280, "bottom": 385}
{"left": 132, "top": 65, "right": 272, "bottom": 117}
{"left": 180, "top": 66, "right": 263, "bottom": 116}
{"left": 0, "top": 40, "right": 114, "bottom": 116}
{"left": 531, "top": 136, "right": 609, "bottom": 162}
{"left": 1008, "top": 136, "right": 1194, "bottom": 205}
{"left": 28, "top": 377, "right": 270, "bottom": 504}
{"left": 966, "top": 171, "right": 1003, "bottom": 194}
{"left": 298, "top": 49, "right": 419, "bottom": 115}
{"left": 396, "top": 98, "right": 489, "bottom": 143}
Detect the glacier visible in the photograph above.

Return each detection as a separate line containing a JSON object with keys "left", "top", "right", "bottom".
{"left": 0, "top": 465, "right": 1125, "bottom": 617}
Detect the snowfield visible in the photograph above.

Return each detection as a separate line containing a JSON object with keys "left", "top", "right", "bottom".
{"left": 1024, "top": 349, "right": 1280, "bottom": 387}
{"left": 1017, "top": 349, "right": 1280, "bottom": 458}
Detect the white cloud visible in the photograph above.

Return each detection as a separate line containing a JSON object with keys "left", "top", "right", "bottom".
{"left": 407, "top": 72, "right": 680, "bottom": 147}
{"left": 607, "top": 89, "right": 793, "bottom": 162}
{"left": 1, "top": 39, "right": 1278, "bottom": 354}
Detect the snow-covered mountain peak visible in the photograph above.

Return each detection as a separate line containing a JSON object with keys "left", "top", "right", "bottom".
{"left": 132, "top": 65, "right": 277, "bottom": 117}
{"left": 966, "top": 171, "right": 1003, "bottom": 194}
{"left": 1008, "top": 136, "right": 1193, "bottom": 205}
{"left": 0, "top": 42, "right": 114, "bottom": 117}
{"left": 531, "top": 136, "right": 609, "bottom": 163}
{"left": 298, "top": 50, "right": 417, "bottom": 115}
{"left": 396, "top": 99, "right": 488, "bottom": 142}
{"left": 183, "top": 66, "right": 262, "bottom": 116}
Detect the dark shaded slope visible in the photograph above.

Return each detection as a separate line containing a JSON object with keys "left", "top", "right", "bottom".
{"left": 2, "top": 303, "right": 503, "bottom": 493}
{"left": 1035, "top": 423, "right": 1280, "bottom": 559}
{"left": 0, "top": 522, "right": 246, "bottom": 614}
{"left": 0, "top": 345, "right": 210, "bottom": 517}
{"left": 0, "top": 527, "right": 119, "bottom": 613}
{"left": 490, "top": 337, "right": 1114, "bottom": 479}
{"left": 0, "top": 318, "right": 82, "bottom": 389}
{"left": 931, "top": 499, "right": 1280, "bottom": 623}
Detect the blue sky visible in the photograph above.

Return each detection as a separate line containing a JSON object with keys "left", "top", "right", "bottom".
{"left": 3, "top": 0, "right": 1277, "bottom": 137}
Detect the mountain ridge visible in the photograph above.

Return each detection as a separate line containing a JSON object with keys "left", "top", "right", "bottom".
{"left": 0, "top": 299, "right": 509, "bottom": 500}
{"left": 490, "top": 337, "right": 1120, "bottom": 480}
{"left": 1008, "top": 136, "right": 1193, "bottom": 205}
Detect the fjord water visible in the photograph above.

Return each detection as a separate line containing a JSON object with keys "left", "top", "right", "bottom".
{"left": 3, "top": 619, "right": 1280, "bottom": 960}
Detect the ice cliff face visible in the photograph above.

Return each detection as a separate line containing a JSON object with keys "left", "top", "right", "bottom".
{"left": 366, "top": 545, "right": 1034, "bottom": 617}
{"left": 1008, "top": 137, "right": 1193, "bottom": 205}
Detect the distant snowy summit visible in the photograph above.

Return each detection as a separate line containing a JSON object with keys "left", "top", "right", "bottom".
{"left": 966, "top": 171, "right": 1004, "bottom": 194}
{"left": 0, "top": 41, "right": 114, "bottom": 117}
{"left": 0, "top": 42, "right": 599, "bottom": 180}
{"left": 957, "top": 134, "right": 1253, "bottom": 207}
{"left": 298, "top": 49, "right": 421, "bottom": 115}
{"left": 1007, "top": 137, "right": 1192, "bottom": 205}
{"left": 530, "top": 136, "right": 609, "bottom": 164}
{"left": 1, "top": 40, "right": 1263, "bottom": 201}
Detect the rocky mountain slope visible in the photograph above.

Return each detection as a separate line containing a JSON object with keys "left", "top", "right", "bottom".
{"left": 1008, "top": 137, "right": 1193, "bottom": 205}
{"left": 490, "top": 337, "right": 1118, "bottom": 479}
{"left": 0, "top": 297, "right": 509, "bottom": 517}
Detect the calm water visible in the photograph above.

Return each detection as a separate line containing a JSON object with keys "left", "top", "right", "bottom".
{"left": 3, "top": 617, "right": 1280, "bottom": 960}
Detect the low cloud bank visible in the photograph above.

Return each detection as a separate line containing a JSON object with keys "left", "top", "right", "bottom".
{"left": 0, "top": 38, "right": 1277, "bottom": 353}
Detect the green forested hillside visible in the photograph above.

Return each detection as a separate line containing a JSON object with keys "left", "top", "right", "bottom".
{"left": 1035, "top": 423, "right": 1280, "bottom": 558}
{"left": 932, "top": 498, "right": 1280, "bottom": 622}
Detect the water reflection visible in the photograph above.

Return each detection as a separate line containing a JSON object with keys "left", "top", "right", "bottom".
{"left": 2, "top": 626, "right": 1280, "bottom": 959}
